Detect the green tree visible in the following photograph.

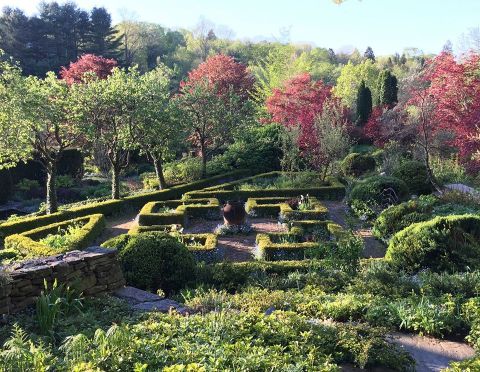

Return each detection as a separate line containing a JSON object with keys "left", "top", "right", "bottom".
{"left": 376, "top": 70, "right": 398, "bottom": 106}
{"left": 356, "top": 80, "right": 372, "bottom": 126}
{"left": 176, "top": 81, "right": 252, "bottom": 178}
{"left": 71, "top": 67, "right": 140, "bottom": 199}
{"left": 134, "top": 66, "right": 185, "bottom": 189}
{"left": 333, "top": 59, "right": 380, "bottom": 108}
{"left": 87, "top": 7, "right": 121, "bottom": 58}
{"left": 0, "top": 56, "right": 81, "bottom": 213}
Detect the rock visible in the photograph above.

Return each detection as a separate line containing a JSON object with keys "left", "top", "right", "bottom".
{"left": 265, "top": 306, "right": 276, "bottom": 315}
{"left": 132, "top": 299, "right": 188, "bottom": 314}
{"left": 114, "top": 286, "right": 163, "bottom": 304}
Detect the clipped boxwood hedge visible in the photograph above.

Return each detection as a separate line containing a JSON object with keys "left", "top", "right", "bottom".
{"left": 177, "top": 233, "right": 222, "bottom": 263}
{"left": 255, "top": 232, "right": 319, "bottom": 261}
{"left": 0, "top": 170, "right": 250, "bottom": 241}
{"left": 279, "top": 197, "right": 328, "bottom": 222}
{"left": 245, "top": 197, "right": 289, "bottom": 218}
{"left": 385, "top": 214, "right": 480, "bottom": 273}
{"left": 128, "top": 224, "right": 181, "bottom": 235}
{"left": 4, "top": 214, "right": 105, "bottom": 258}
{"left": 138, "top": 198, "right": 220, "bottom": 227}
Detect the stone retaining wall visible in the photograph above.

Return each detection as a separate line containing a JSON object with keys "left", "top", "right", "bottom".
{"left": 0, "top": 247, "right": 125, "bottom": 315}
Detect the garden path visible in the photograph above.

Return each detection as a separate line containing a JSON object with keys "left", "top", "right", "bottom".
{"left": 323, "top": 201, "right": 386, "bottom": 258}
{"left": 388, "top": 333, "right": 476, "bottom": 372}
{"left": 183, "top": 218, "right": 286, "bottom": 262}
{"left": 93, "top": 210, "right": 139, "bottom": 245}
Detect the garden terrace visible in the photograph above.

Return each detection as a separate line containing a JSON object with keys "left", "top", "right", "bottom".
{"left": 184, "top": 171, "right": 346, "bottom": 201}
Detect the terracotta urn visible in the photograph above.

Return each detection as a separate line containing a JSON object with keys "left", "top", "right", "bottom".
{"left": 222, "top": 200, "right": 246, "bottom": 225}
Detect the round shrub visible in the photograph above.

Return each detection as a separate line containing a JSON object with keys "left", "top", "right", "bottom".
{"left": 392, "top": 160, "right": 432, "bottom": 195}
{"left": 349, "top": 176, "right": 409, "bottom": 205}
{"left": 373, "top": 195, "right": 439, "bottom": 241}
{"left": 116, "top": 232, "right": 196, "bottom": 294}
{"left": 386, "top": 215, "right": 480, "bottom": 273}
{"left": 341, "top": 153, "right": 376, "bottom": 177}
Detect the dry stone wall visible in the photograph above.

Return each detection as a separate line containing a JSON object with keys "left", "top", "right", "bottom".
{"left": 0, "top": 247, "right": 125, "bottom": 315}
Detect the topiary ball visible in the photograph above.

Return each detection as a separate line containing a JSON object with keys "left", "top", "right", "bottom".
{"left": 341, "top": 153, "right": 376, "bottom": 178}
{"left": 392, "top": 160, "right": 432, "bottom": 195}
{"left": 386, "top": 214, "right": 480, "bottom": 273}
{"left": 116, "top": 232, "right": 196, "bottom": 294}
{"left": 349, "top": 175, "right": 409, "bottom": 205}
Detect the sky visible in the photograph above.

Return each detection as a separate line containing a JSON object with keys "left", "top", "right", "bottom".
{"left": 1, "top": 0, "right": 479, "bottom": 55}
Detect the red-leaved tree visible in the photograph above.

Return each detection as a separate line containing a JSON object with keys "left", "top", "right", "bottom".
{"left": 266, "top": 73, "right": 332, "bottom": 153}
{"left": 419, "top": 52, "right": 480, "bottom": 172}
{"left": 180, "top": 54, "right": 254, "bottom": 99}
{"left": 60, "top": 54, "right": 117, "bottom": 85}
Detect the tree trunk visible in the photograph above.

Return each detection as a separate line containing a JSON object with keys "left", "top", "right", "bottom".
{"left": 423, "top": 147, "right": 442, "bottom": 193}
{"left": 153, "top": 157, "right": 167, "bottom": 190}
{"left": 46, "top": 162, "right": 58, "bottom": 214}
{"left": 200, "top": 143, "right": 207, "bottom": 179}
{"left": 111, "top": 165, "right": 120, "bottom": 200}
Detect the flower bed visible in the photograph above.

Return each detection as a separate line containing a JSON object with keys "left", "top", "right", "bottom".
{"left": 138, "top": 198, "right": 220, "bottom": 227}
{"left": 3, "top": 214, "right": 105, "bottom": 258}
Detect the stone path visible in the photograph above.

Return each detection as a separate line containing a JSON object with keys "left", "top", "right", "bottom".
{"left": 114, "top": 286, "right": 188, "bottom": 314}
{"left": 388, "top": 333, "right": 476, "bottom": 372}
{"left": 323, "top": 201, "right": 386, "bottom": 258}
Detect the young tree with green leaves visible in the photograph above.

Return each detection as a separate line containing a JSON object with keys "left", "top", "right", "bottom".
{"left": 176, "top": 81, "right": 253, "bottom": 178}
{"left": 134, "top": 66, "right": 185, "bottom": 189}
{"left": 71, "top": 67, "right": 140, "bottom": 199}
{"left": 0, "top": 57, "right": 81, "bottom": 213}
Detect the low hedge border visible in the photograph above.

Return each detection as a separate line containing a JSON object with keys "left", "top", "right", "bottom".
{"left": 4, "top": 214, "right": 105, "bottom": 258}
{"left": 0, "top": 169, "right": 251, "bottom": 241}
{"left": 138, "top": 198, "right": 220, "bottom": 227}
{"left": 255, "top": 232, "right": 319, "bottom": 261}
{"left": 245, "top": 196, "right": 329, "bottom": 221}
{"left": 184, "top": 171, "right": 345, "bottom": 201}
{"left": 255, "top": 221, "right": 346, "bottom": 261}
{"left": 177, "top": 233, "right": 223, "bottom": 263}
{"left": 128, "top": 224, "right": 181, "bottom": 235}
{"left": 279, "top": 197, "right": 328, "bottom": 222}
{"left": 245, "top": 197, "right": 290, "bottom": 218}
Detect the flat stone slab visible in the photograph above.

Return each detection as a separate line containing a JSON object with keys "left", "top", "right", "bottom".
{"left": 133, "top": 299, "right": 188, "bottom": 314}
{"left": 388, "top": 332, "right": 476, "bottom": 372}
{"left": 114, "top": 286, "right": 163, "bottom": 304}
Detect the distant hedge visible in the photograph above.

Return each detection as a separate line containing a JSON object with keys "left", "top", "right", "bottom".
{"left": 385, "top": 214, "right": 480, "bottom": 273}
{"left": 185, "top": 172, "right": 345, "bottom": 201}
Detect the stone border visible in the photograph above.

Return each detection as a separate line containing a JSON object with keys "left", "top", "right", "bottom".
{"left": 0, "top": 247, "right": 125, "bottom": 315}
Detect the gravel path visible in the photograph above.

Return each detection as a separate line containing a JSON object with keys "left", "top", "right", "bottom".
{"left": 323, "top": 201, "right": 386, "bottom": 258}
{"left": 184, "top": 218, "right": 286, "bottom": 262}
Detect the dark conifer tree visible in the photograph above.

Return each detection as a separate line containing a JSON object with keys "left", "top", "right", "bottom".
{"left": 376, "top": 70, "right": 398, "bottom": 106}
{"left": 356, "top": 80, "right": 372, "bottom": 126}
{"left": 88, "top": 7, "right": 121, "bottom": 58}
{"left": 364, "top": 46, "right": 375, "bottom": 61}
